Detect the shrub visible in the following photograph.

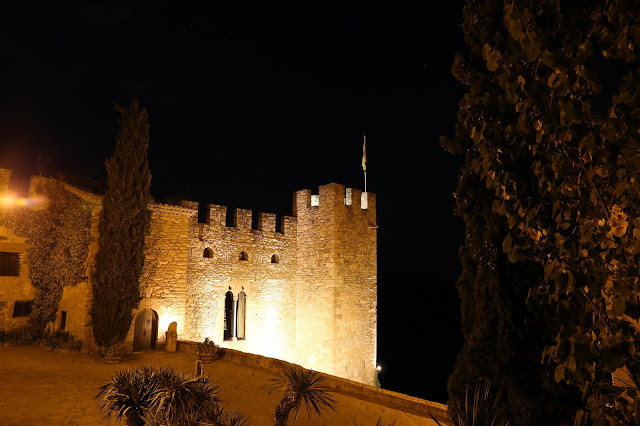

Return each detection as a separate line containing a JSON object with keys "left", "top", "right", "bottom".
{"left": 39, "top": 331, "right": 83, "bottom": 351}
{"left": 99, "top": 341, "right": 131, "bottom": 359}
{"left": 0, "top": 325, "right": 42, "bottom": 346}
{"left": 96, "top": 366, "right": 248, "bottom": 426}
{"left": 267, "top": 363, "right": 337, "bottom": 426}
{"left": 197, "top": 337, "right": 224, "bottom": 358}
{"left": 447, "top": 382, "right": 510, "bottom": 426}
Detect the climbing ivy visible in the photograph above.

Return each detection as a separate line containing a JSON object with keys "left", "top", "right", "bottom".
{"left": 449, "top": 1, "right": 640, "bottom": 423}
{"left": 5, "top": 179, "right": 92, "bottom": 330}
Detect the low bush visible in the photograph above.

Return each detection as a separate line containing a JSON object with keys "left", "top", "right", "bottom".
{"left": 39, "top": 330, "right": 83, "bottom": 351}
{"left": 97, "top": 366, "right": 250, "bottom": 426}
{"left": 197, "top": 337, "right": 225, "bottom": 358}
{"left": 98, "top": 342, "right": 131, "bottom": 359}
{"left": 0, "top": 325, "right": 42, "bottom": 346}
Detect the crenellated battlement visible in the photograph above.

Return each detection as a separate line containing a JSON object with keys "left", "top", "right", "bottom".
{"left": 204, "top": 204, "right": 295, "bottom": 235}
{"left": 293, "top": 183, "right": 376, "bottom": 227}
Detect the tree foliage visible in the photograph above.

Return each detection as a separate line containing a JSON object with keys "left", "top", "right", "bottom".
{"left": 445, "top": 0, "right": 640, "bottom": 423}
{"left": 91, "top": 100, "right": 151, "bottom": 347}
{"left": 5, "top": 179, "right": 92, "bottom": 329}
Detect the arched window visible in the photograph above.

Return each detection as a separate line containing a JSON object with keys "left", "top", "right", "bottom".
{"left": 223, "top": 290, "right": 247, "bottom": 341}
{"left": 237, "top": 291, "right": 246, "bottom": 340}
{"left": 224, "top": 291, "right": 234, "bottom": 341}
{"left": 203, "top": 247, "right": 213, "bottom": 258}
{"left": 270, "top": 254, "right": 279, "bottom": 263}
{"left": 239, "top": 251, "right": 248, "bottom": 261}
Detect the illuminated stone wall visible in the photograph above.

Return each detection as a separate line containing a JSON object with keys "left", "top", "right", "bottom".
{"left": 184, "top": 205, "right": 298, "bottom": 362}
{"left": 294, "top": 183, "right": 378, "bottom": 384}
{"left": 0, "top": 168, "right": 378, "bottom": 385}
{"left": 131, "top": 203, "right": 193, "bottom": 344}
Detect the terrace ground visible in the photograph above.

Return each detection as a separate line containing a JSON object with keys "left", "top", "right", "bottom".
{"left": 0, "top": 345, "right": 449, "bottom": 425}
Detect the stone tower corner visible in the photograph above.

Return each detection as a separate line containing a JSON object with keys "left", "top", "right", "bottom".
{"left": 294, "top": 182, "right": 378, "bottom": 385}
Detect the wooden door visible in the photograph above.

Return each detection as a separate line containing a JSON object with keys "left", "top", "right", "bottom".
{"left": 134, "top": 309, "right": 158, "bottom": 351}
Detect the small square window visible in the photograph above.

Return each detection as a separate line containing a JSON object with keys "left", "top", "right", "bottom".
{"left": 0, "top": 252, "right": 20, "bottom": 276}
{"left": 13, "top": 301, "right": 33, "bottom": 318}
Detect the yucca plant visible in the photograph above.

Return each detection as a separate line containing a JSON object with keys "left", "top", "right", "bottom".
{"left": 97, "top": 366, "right": 236, "bottom": 426}
{"left": 434, "top": 382, "right": 509, "bottom": 426}
{"left": 150, "top": 366, "right": 221, "bottom": 425}
{"left": 267, "top": 363, "right": 337, "bottom": 425}
{"left": 96, "top": 367, "right": 159, "bottom": 426}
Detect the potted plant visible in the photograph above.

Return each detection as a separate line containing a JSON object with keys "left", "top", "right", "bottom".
{"left": 102, "top": 342, "right": 130, "bottom": 364}
{"left": 197, "top": 338, "right": 223, "bottom": 363}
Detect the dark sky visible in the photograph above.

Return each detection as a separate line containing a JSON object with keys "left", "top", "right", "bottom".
{"left": 1, "top": 1, "right": 466, "bottom": 403}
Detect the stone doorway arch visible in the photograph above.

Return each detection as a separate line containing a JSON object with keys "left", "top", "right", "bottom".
{"left": 133, "top": 308, "right": 158, "bottom": 351}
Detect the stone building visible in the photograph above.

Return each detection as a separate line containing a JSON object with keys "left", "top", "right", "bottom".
{"left": 0, "top": 168, "right": 378, "bottom": 385}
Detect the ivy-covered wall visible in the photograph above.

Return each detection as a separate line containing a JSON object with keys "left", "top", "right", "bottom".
{"left": 0, "top": 171, "right": 92, "bottom": 332}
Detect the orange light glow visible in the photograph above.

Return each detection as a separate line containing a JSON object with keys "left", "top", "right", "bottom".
{"left": 0, "top": 192, "right": 46, "bottom": 208}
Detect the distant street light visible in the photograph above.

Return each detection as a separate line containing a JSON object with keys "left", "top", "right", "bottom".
{"left": 0, "top": 193, "right": 46, "bottom": 208}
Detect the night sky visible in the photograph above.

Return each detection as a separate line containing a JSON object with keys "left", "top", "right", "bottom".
{"left": 1, "top": 1, "right": 466, "bottom": 403}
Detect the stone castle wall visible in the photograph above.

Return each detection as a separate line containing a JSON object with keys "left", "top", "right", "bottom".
{"left": 294, "top": 183, "right": 377, "bottom": 384}
{"left": 184, "top": 204, "right": 298, "bottom": 361}
{"left": 132, "top": 203, "right": 194, "bottom": 343}
{"left": 0, "top": 168, "right": 378, "bottom": 385}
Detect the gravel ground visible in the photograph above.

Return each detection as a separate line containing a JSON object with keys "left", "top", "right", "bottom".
{"left": 0, "top": 345, "right": 438, "bottom": 425}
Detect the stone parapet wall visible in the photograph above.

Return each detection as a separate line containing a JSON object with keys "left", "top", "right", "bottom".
{"left": 178, "top": 343, "right": 451, "bottom": 425}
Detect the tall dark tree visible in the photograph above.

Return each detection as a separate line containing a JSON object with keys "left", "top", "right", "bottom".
{"left": 443, "top": 1, "right": 582, "bottom": 424}
{"left": 446, "top": 0, "right": 640, "bottom": 423}
{"left": 90, "top": 100, "right": 151, "bottom": 347}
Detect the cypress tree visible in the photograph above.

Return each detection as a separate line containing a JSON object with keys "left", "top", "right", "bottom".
{"left": 90, "top": 100, "right": 151, "bottom": 347}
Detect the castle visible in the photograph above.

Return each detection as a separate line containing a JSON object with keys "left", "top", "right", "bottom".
{"left": 0, "top": 168, "right": 378, "bottom": 385}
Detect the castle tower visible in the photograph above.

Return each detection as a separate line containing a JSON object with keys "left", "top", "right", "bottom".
{"left": 294, "top": 183, "right": 377, "bottom": 385}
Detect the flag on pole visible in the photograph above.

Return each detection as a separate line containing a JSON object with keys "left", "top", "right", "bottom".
{"left": 362, "top": 133, "right": 367, "bottom": 171}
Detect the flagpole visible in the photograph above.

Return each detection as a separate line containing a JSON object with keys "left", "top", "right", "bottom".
{"left": 362, "top": 132, "right": 367, "bottom": 193}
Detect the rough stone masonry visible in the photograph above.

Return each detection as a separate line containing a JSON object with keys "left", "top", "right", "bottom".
{"left": 0, "top": 168, "right": 377, "bottom": 385}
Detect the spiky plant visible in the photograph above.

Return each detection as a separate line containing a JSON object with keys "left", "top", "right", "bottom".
{"left": 96, "top": 367, "right": 159, "bottom": 426}
{"left": 226, "top": 409, "right": 252, "bottom": 426}
{"left": 97, "top": 366, "right": 226, "bottom": 426}
{"left": 148, "top": 366, "right": 221, "bottom": 425}
{"left": 447, "top": 382, "right": 510, "bottom": 426}
{"left": 267, "top": 363, "right": 337, "bottom": 425}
